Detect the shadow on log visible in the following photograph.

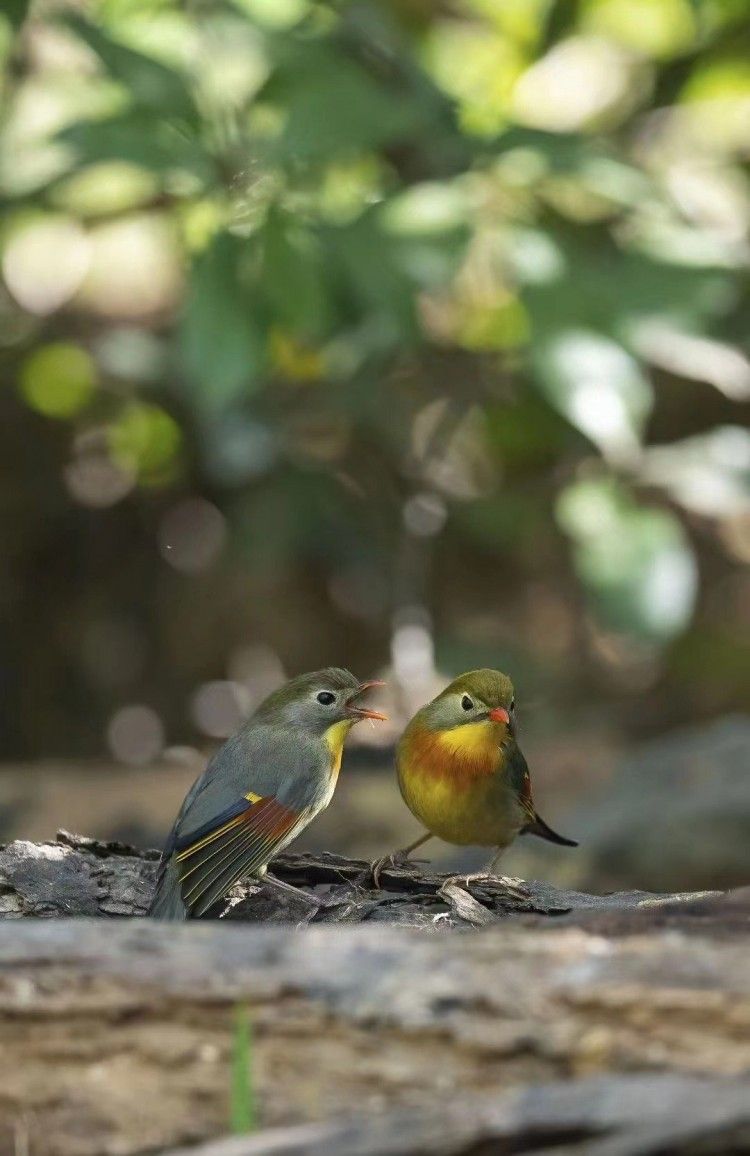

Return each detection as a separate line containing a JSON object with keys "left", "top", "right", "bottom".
{"left": 1, "top": 833, "right": 749, "bottom": 1156}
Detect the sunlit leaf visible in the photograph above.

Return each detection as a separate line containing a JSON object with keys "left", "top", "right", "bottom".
{"left": 109, "top": 401, "right": 182, "bottom": 483}
{"left": 557, "top": 478, "right": 698, "bottom": 641}
{"left": 511, "top": 36, "right": 646, "bottom": 132}
{"left": 678, "top": 55, "right": 750, "bottom": 149}
{"left": 50, "top": 162, "right": 159, "bottom": 217}
{"left": 681, "top": 55, "right": 750, "bottom": 103}
{"left": 19, "top": 343, "right": 96, "bottom": 419}
{"left": 63, "top": 15, "right": 199, "bottom": 125}
{"left": 231, "top": 0, "right": 308, "bottom": 27}
{"left": 641, "top": 427, "right": 750, "bottom": 518}
{"left": 581, "top": 0, "right": 696, "bottom": 60}
{"left": 456, "top": 294, "right": 531, "bottom": 352}
{"left": 424, "top": 23, "right": 525, "bottom": 136}
{"left": 382, "top": 182, "right": 469, "bottom": 236}
{"left": 533, "top": 330, "right": 652, "bottom": 464}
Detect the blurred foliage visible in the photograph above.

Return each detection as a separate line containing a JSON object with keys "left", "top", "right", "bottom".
{"left": 0, "top": 0, "right": 749, "bottom": 757}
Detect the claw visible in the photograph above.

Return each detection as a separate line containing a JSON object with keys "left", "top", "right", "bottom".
{"left": 370, "top": 849, "right": 413, "bottom": 889}
{"left": 440, "top": 872, "right": 530, "bottom": 901}
{"left": 370, "top": 853, "right": 395, "bottom": 889}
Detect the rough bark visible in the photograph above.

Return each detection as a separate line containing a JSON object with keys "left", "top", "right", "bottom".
{"left": 0, "top": 829, "right": 729, "bottom": 928}
{"left": 1, "top": 833, "right": 749, "bottom": 1156}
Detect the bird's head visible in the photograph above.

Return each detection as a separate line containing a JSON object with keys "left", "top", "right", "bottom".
{"left": 254, "top": 668, "right": 387, "bottom": 736}
{"left": 420, "top": 669, "right": 516, "bottom": 734}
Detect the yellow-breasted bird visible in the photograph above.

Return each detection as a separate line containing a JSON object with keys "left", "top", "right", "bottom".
{"left": 373, "top": 669, "right": 576, "bottom": 889}
{"left": 149, "top": 668, "right": 386, "bottom": 919}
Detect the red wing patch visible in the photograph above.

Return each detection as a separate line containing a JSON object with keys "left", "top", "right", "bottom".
{"left": 175, "top": 796, "right": 301, "bottom": 917}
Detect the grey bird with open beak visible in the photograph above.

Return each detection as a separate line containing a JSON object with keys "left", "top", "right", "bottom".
{"left": 149, "top": 668, "right": 386, "bottom": 919}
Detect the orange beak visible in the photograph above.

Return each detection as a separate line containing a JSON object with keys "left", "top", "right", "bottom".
{"left": 347, "top": 680, "right": 388, "bottom": 722}
{"left": 488, "top": 706, "right": 510, "bottom": 725}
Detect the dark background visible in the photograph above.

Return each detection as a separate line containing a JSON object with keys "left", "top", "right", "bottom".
{"left": 1, "top": 0, "right": 749, "bottom": 893}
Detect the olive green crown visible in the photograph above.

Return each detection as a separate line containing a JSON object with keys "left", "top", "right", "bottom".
{"left": 254, "top": 667, "right": 359, "bottom": 719}
{"left": 436, "top": 668, "right": 514, "bottom": 708}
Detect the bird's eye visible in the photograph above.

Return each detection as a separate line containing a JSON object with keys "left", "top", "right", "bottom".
{"left": 317, "top": 691, "right": 336, "bottom": 706}
{"left": 461, "top": 694, "right": 473, "bottom": 711}
{"left": 510, "top": 698, "right": 515, "bottom": 712}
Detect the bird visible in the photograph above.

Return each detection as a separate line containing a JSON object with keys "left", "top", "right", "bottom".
{"left": 149, "top": 668, "right": 386, "bottom": 919}
{"left": 372, "top": 669, "right": 576, "bottom": 891}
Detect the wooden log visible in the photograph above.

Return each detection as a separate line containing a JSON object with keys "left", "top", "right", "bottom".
{"left": 1, "top": 833, "right": 749, "bottom": 1155}
{"left": 161, "top": 1075, "right": 750, "bottom": 1156}
{"left": 0, "top": 830, "right": 727, "bottom": 928}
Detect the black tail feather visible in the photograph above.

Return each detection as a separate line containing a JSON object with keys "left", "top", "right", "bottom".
{"left": 523, "top": 811, "right": 578, "bottom": 847}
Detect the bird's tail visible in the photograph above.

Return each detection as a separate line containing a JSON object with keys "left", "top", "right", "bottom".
{"left": 147, "top": 857, "right": 188, "bottom": 920}
{"left": 523, "top": 811, "right": 578, "bottom": 847}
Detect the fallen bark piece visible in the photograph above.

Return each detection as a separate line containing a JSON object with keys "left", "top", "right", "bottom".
{"left": 162, "top": 1074, "right": 750, "bottom": 1156}
{"left": 436, "top": 879, "right": 499, "bottom": 925}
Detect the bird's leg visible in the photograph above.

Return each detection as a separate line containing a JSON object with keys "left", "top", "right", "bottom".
{"left": 370, "top": 832, "right": 434, "bottom": 888}
{"left": 261, "top": 872, "right": 321, "bottom": 909}
{"left": 439, "top": 847, "right": 530, "bottom": 900}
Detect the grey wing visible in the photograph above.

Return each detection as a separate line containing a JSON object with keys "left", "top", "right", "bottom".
{"left": 172, "top": 726, "right": 329, "bottom": 837}
{"left": 153, "top": 726, "right": 329, "bottom": 917}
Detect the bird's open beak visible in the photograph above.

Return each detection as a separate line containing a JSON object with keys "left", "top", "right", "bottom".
{"left": 488, "top": 706, "right": 510, "bottom": 725}
{"left": 347, "top": 680, "right": 388, "bottom": 722}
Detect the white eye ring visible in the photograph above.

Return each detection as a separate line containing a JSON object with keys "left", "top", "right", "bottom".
{"left": 461, "top": 694, "right": 473, "bottom": 711}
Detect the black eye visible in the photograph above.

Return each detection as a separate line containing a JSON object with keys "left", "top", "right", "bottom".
{"left": 317, "top": 691, "right": 335, "bottom": 706}
{"left": 510, "top": 698, "right": 515, "bottom": 712}
{"left": 461, "top": 694, "right": 473, "bottom": 711}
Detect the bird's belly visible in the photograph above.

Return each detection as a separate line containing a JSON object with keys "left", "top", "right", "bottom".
{"left": 400, "top": 768, "right": 523, "bottom": 848}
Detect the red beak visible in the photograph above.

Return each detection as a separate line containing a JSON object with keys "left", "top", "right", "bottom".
{"left": 488, "top": 707, "right": 510, "bottom": 725}
{"left": 348, "top": 680, "right": 388, "bottom": 722}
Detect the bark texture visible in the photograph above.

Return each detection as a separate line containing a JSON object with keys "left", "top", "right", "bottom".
{"left": 0, "top": 832, "right": 749, "bottom": 1156}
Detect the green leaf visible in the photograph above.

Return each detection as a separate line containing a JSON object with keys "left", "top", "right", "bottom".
{"left": 533, "top": 329, "right": 653, "bottom": 464}
{"left": 557, "top": 479, "right": 698, "bottom": 642}
{"left": 109, "top": 402, "right": 182, "bottom": 484}
{"left": 261, "top": 209, "right": 331, "bottom": 339}
{"left": 58, "top": 115, "right": 213, "bottom": 183}
{"left": 514, "top": 225, "right": 735, "bottom": 343}
{"left": 328, "top": 211, "right": 419, "bottom": 344}
{"left": 261, "top": 42, "right": 426, "bottom": 161}
{"left": 3, "top": 0, "right": 31, "bottom": 32}
{"left": 181, "top": 232, "right": 265, "bottom": 413}
{"left": 641, "top": 426, "right": 750, "bottom": 517}
{"left": 62, "top": 14, "right": 199, "bottom": 125}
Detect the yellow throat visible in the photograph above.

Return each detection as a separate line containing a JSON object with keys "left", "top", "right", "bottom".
{"left": 324, "top": 718, "right": 355, "bottom": 777}
{"left": 434, "top": 719, "right": 502, "bottom": 762}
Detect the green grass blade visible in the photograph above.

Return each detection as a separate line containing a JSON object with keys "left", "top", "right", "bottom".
{"left": 230, "top": 1004, "right": 256, "bottom": 1133}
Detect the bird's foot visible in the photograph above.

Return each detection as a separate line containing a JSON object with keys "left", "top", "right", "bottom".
{"left": 439, "top": 872, "right": 530, "bottom": 901}
{"left": 370, "top": 849, "right": 427, "bottom": 889}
